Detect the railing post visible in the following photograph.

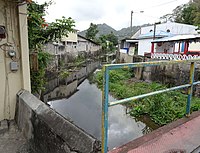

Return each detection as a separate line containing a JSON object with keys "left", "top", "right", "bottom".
{"left": 186, "top": 62, "right": 195, "bottom": 116}
{"left": 102, "top": 66, "right": 109, "bottom": 153}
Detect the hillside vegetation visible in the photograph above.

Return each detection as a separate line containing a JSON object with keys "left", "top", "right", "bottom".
{"left": 79, "top": 23, "right": 141, "bottom": 40}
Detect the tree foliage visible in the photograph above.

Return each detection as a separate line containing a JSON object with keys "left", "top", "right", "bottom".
{"left": 28, "top": 1, "right": 75, "bottom": 94}
{"left": 160, "top": 0, "right": 200, "bottom": 28}
{"left": 98, "top": 32, "right": 118, "bottom": 53}
{"left": 85, "top": 23, "right": 99, "bottom": 40}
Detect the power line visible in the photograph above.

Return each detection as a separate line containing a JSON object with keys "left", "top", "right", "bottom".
{"left": 137, "top": 0, "right": 180, "bottom": 11}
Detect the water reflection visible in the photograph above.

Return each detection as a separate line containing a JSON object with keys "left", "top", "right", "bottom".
{"left": 49, "top": 79, "right": 156, "bottom": 149}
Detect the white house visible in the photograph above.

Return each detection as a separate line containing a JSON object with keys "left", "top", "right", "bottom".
{"left": 0, "top": 0, "right": 31, "bottom": 121}
{"left": 151, "top": 34, "right": 200, "bottom": 60}
{"left": 127, "top": 22, "right": 198, "bottom": 56}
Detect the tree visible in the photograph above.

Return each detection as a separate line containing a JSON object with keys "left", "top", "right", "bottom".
{"left": 98, "top": 32, "right": 118, "bottom": 53}
{"left": 106, "top": 32, "right": 118, "bottom": 46}
{"left": 175, "top": 3, "right": 197, "bottom": 25}
{"left": 160, "top": 0, "right": 200, "bottom": 28}
{"left": 85, "top": 23, "right": 99, "bottom": 41}
{"left": 28, "top": 1, "right": 75, "bottom": 94}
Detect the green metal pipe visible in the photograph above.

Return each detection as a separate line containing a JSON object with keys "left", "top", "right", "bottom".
{"left": 109, "top": 84, "right": 192, "bottom": 106}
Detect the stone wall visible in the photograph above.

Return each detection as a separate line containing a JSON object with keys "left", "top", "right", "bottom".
{"left": 119, "top": 53, "right": 133, "bottom": 63}
{"left": 142, "top": 63, "right": 200, "bottom": 85}
{"left": 16, "top": 90, "right": 101, "bottom": 153}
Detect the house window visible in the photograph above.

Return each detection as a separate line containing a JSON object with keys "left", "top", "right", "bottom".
{"left": 62, "top": 41, "right": 66, "bottom": 46}
{"left": 67, "top": 42, "right": 72, "bottom": 45}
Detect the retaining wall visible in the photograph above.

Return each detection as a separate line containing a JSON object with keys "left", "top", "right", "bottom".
{"left": 43, "top": 61, "right": 100, "bottom": 102}
{"left": 16, "top": 90, "right": 101, "bottom": 153}
{"left": 43, "top": 80, "right": 78, "bottom": 102}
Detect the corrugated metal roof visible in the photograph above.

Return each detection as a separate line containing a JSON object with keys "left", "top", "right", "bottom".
{"left": 152, "top": 34, "right": 200, "bottom": 43}
{"left": 137, "top": 30, "right": 173, "bottom": 39}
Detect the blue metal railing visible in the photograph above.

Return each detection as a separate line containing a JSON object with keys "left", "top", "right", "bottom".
{"left": 101, "top": 59, "right": 200, "bottom": 153}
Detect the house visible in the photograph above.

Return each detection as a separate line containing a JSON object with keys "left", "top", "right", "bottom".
{"left": 45, "top": 31, "right": 78, "bottom": 56}
{"left": 0, "top": 0, "right": 31, "bottom": 121}
{"left": 151, "top": 34, "right": 200, "bottom": 60}
{"left": 120, "top": 22, "right": 198, "bottom": 57}
{"left": 77, "top": 34, "right": 101, "bottom": 54}
{"left": 45, "top": 33, "right": 101, "bottom": 57}
{"left": 120, "top": 38, "right": 138, "bottom": 56}
{"left": 62, "top": 31, "right": 78, "bottom": 53}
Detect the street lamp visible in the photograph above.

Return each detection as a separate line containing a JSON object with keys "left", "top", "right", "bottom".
{"left": 130, "top": 10, "right": 144, "bottom": 33}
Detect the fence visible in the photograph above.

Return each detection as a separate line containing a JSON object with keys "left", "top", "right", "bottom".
{"left": 101, "top": 59, "right": 200, "bottom": 153}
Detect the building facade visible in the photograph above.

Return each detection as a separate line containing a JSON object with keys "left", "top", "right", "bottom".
{"left": 77, "top": 35, "right": 101, "bottom": 54}
{"left": 0, "top": 0, "right": 31, "bottom": 121}
{"left": 121, "top": 22, "right": 198, "bottom": 56}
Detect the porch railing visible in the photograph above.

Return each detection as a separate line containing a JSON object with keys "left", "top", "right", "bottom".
{"left": 101, "top": 59, "right": 200, "bottom": 153}
{"left": 151, "top": 53, "right": 200, "bottom": 60}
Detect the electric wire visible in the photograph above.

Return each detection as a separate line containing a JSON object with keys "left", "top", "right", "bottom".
{"left": 138, "top": 0, "right": 180, "bottom": 11}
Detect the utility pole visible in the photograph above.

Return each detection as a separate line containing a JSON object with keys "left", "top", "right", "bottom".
{"left": 153, "top": 22, "right": 161, "bottom": 40}
{"left": 130, "top": 11, "right": 144, "bottom": 35}
{"left": 131, "top": 11, "right": 133, "bottom": 33}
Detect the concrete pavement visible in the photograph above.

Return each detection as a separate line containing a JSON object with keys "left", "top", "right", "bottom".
{"left": 0, "top": 120, "right": 32, "bottom": 153}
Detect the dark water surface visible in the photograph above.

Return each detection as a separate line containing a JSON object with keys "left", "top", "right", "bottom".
{"left": 49, "top": 79, "right": 157, "bottom": 150}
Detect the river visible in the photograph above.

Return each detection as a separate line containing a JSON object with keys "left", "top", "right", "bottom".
{"left": 48, "top": 78, "right": 158, "bottom": 150}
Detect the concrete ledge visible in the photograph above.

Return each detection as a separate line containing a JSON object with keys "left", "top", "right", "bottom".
{"left": 16, "top": 90, "right": 101, "bottom": 153}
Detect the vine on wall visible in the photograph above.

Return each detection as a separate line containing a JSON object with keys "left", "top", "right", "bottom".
{"left": 28, "top": 1, "right": 75, "bottom": 95}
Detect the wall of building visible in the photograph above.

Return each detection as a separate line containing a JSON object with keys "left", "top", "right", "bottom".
{"left": 62, "top": 32, "right": 78, "bottom": 42}
{"left": 0, "top": 0, "right": 30, "bottom": 121}
{"left": 138, "top": 39, "right": 152, "bottom": 55}
{"left": 189, "top": 42, "right": 200, "bottom": 52}
{"left": 155, "top": 42, "right": 175, "bottom": 53}
{"left": 141, "top": 22, "right": 198, "bottom": 35}
{"left": 77, "top": 36, "right": 100, "bottom": 53}
{"left": 16, "top": 90, "right": 101, "bottom": 153}
{"left": 77, "top": 41, "right": 87, "bottom": 52}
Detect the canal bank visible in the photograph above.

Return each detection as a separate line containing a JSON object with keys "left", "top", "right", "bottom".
{"left": 42, "top": 61, "right": 100, "bottom": 103}
{"left": 49, "top": 78, "right": 158, "bottom": 150}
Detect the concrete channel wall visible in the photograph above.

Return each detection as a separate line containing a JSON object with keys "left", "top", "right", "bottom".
{"left": 16, "top": 90, "right": 101, "bottom": 153}
{"left": 43, "top": 61, "right": 100, "bottom": 102}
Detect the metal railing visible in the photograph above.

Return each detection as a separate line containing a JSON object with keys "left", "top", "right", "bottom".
{"left": 101, "top": 59, "right": 200, "bottom": 153}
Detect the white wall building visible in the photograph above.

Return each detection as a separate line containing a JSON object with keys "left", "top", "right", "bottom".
{"left": 131, "top": 22, "right": 198, "bottom": 56}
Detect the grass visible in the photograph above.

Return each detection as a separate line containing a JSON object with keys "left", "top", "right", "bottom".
{"left": 93, "top": 68, "right": 200, "bottom": 126}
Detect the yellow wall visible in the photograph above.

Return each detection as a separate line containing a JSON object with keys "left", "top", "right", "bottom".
{"left": 62, "top": 32, "right": 78, "bottom": 42}
{"left": 0, "top": 0, "right": 30, "bottom": 121}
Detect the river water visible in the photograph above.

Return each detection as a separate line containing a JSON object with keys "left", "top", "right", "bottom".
{"left": 49, "top": 79, "right": 158, "bottom": 150}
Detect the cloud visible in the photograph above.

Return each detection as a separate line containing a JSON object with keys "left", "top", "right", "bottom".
{"left": 37, "top": 0, "right": 190, "bottom": 31}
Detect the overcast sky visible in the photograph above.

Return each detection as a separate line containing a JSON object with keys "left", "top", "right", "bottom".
{"left": 37, "top": 0, "right": 190, "bottom": 31}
